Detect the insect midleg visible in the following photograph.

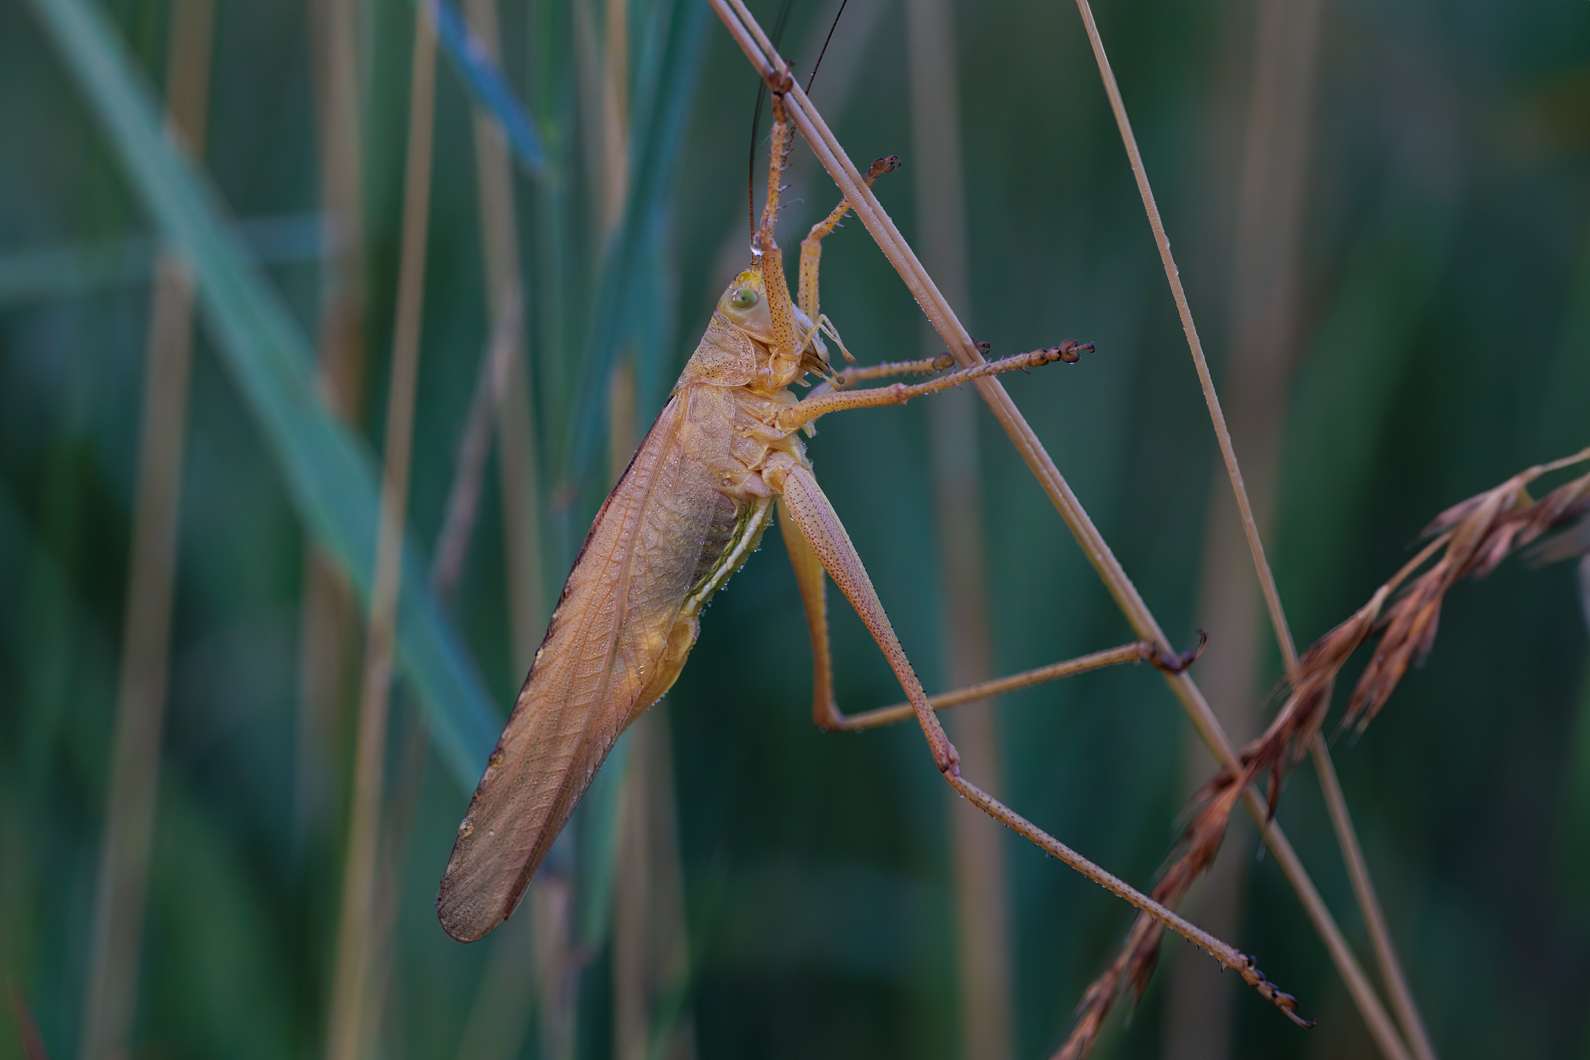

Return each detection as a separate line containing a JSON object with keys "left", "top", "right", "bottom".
{"left": 798, "top": 154, "right": 900, "bottom": 322}
{"left": 826, "top": 643, "right": 1191, "bottom": 732}
{"left": 779, "top": 497, "right": 1190, "bottom": 731}
{"left": 766, "top": 455, "right": 1304, "bottom": 1019}
{"left": 777, "top": 342, "right": 1090, "bottom": 434}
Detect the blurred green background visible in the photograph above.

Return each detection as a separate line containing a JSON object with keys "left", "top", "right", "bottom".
{"left": 1, "top": 0, "right": 1588, "bottom": 1058}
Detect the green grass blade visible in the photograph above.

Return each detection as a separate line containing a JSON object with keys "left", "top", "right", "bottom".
{"left": 0, "top": 213, "right": 324, "bottom": 308}
{"left": 564, "top": 0, "right": 708, "bottom": 486}
{"left": 424, "top": 0, "right": 547, "bottom": 176}
{"left": 25, "top": 0, "right": 500, "bottom": 788}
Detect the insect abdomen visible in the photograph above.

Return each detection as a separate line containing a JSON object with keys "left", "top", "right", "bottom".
{"left": 691, "top": 492, "right": 741, "bottom": 587}
{"left": 682, "top": 493, "right": 773, "bottom": 617}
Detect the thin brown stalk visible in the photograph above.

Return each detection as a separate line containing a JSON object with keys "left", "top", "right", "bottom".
{"left": 459, "top": 0, "right": 546, "bottom": 675}
{"left": 1309, "top": 741, "right": 1436, "bottom": 1060}
{"left": 295, "top": 0, "right": 369, "bottom": 866}
{"left": 600, "top": 0, "right": 630, "bottom": 238}
{"left": 709, "top": 4, "right": 1412, "bottom": 1057}
{"left": 360, "top": 703, "right": 430, "bottom": 1055}
{"left": 904, "top": 0, "right": 1013, "bottom": 1056}
{"left": 79, "top": 3, "right": 213, "bottom": 1057}
{"left": 599, "top": 0, "right": 694, "bottom": 1047}
{"left": 1068, "top": 0, "right": 1295, "bottom": 674}
{"left": 1067, "top": 0, "right": 1437, "bottom": 1055}
{"left": 613, "top": 702, "right": 696, "bottom": 1060}
{"left": 452, "top": 911, "right": 538, "bottom": 1060}
{"left": 610, "top": 351, "right": 696, "bottom": 1060}
{"left": 611, "top": 358, "right": 649, "bottom": 1060}
{"left": 1166, "top": 0, "right": 1321, "bottom": 1051}
{"left": 533, "top": 877, "right": 578, "bottom": 1060}
{"left": 359, "top": 295, "right": 524, "bottom": 1054}
{"left": 433, "top": 292, "right": 524, "bottom": 596}
{"left": 323, "top": 3, "right": 437, "bottom": 1057}
{"left": 7, "top": 983, "right": 49, "bottom": 1060}
{"left": 1159, "top": 447, "right": 1590, "bottom": 1055}
{"left": 447, "top": 4, "right": 551, "bottom": 1058}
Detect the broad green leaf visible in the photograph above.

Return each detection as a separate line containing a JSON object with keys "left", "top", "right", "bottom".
{"left": 26, "top": 0, "right": 501, "bottom": 788}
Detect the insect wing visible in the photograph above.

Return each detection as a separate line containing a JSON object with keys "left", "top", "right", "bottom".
{"left": 436, "top": 386, "right": 734, "bottom": 942}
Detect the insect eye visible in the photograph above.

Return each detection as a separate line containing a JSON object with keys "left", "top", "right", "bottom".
{"left": 729, "top": 287, "right": 759, "bottom": 310}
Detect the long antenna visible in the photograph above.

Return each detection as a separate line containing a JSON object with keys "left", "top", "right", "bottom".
{"left": 806, "top": 0, "right": 849, "bottom": 93}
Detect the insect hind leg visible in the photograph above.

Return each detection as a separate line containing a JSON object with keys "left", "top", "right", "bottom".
{"left": 767, "top": 455, "right": 1306, "bottom": 1024}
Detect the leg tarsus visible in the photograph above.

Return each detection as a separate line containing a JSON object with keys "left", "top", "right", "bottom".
{"left": 1150, "top": 630, "right": 1208, "bottom": 675}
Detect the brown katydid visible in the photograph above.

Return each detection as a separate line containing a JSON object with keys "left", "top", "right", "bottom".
{"left": 435, "top": 77, "right": 1303, "bottom": 1025}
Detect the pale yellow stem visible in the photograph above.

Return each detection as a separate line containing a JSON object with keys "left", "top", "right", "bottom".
{"left": 79, "top": 4, "right": 213, "bottom": 1056}
{"left": 1066, "top": 1, "right": 1434, "bottom": 1055}
{"left": 323, "top": 4, "right": 436, "bottom": 1058}
{"left": 707, "top": 5, "right": 1413, "bottom": 1057}
{"left": 903, "top": 0, "right": 1014, "bottom": 1054}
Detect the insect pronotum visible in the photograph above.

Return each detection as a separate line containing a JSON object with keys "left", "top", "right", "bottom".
{"left": 436, "top": 69, "right": 1304, "bottom": 1024}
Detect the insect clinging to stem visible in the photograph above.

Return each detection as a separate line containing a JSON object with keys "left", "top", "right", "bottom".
{"left": 435, "top": 18, "right": 1307, "bottom": 1029}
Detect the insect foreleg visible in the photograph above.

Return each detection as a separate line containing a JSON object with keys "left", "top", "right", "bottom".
{"left": 798, "top": 154, "right": 900, "bottom": 322}
{"left": 765, "top": 454, "right": 1304, "bottom": 1020}
{"left": 757, "top": 92, "right": 800, "bottom": 374}
{"left": 778, "top": 341, "right": 1091, "bottom": 433}
{"left": 834, "top": 353, "right": 955, "bottom": 386}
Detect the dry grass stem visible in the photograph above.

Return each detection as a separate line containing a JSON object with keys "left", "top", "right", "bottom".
{"left": 614, "top": 709, "right": 695, "bottom": 1060}
{"left": 295, "top": 0, "right": 368, "bottom": 865}
{"left": 433, "top": 291, "right": 523, "bottom": 598}
{"left": 1066, "top": 0, "right": 1438, "bottom": 1054}
{"left": 458, "top": 0, "right": 547, "bottom": 674}
{"left": 1157, "top": 448, "right": 1590, "bottom": 1057}
{"left": 357, "top": 303, "right": 528, "bottom": 1049}
{"left": 1068, "top": 0, "right": 1296, "bottom": 674}
{"left": 710, "top": 0, "right": 1365, "bottom": 1037}
{"left": 1163, "top": 0, "right": 1320, "bottom": 1051}
{"left": 323, "top": 4, "right": 437, "bottom": 1057}
{"left": 7, "top": 983, "right": 49, "bottom": 1060}
{"left": 1308, "top": 738, "right": 1436, "bottom": 1060}
{"left": 450, "top": 5, "right": 553, "bottom": 1055}
{"left": 349, "top": 6, "right": 534, "bottom": 1045}
{"left": 904, "top": 0, "right": 1014, "bottom": 1053}
{"left": 78, "top": 4, "right": 213, "bottom": 1056}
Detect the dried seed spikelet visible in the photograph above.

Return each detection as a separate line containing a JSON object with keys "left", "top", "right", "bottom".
{"left": 1523, "top": 471, "right": 1590, "bottom": 564}
{"left": 1057, "top": 779, "right": 1247, "bottom": 1058}
{"left": 1058, "top": 450, "right": 1588, "bottom": 1058}
{"left": 1055, "top": 591, "right": 1393, "bottom": 1057}
{"left": 1249, "top": 589, "right": 1388, "bottom": 810}
{"left": 1054, "top": 917, "right": 1149, "bottom": 1060}
{"left": 1345, "top": 462, "right": 1590, "bottom": 732}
